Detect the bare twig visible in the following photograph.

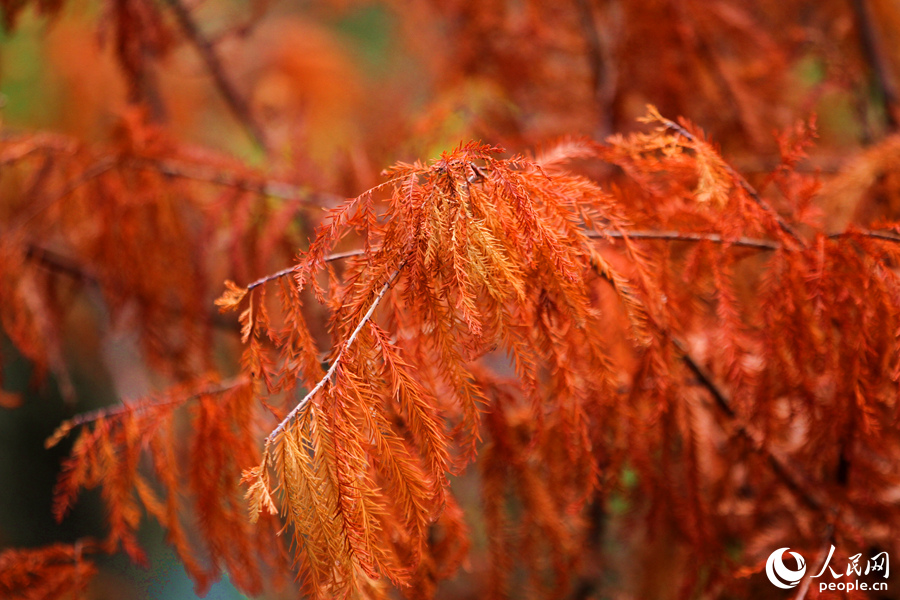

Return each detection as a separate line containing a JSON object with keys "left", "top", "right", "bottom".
{"left": 264, "top": 263, "right": 405, "bottom": 445}
{"left": 26, "top": 239, "right": 364, "bottom": 293}
{"left": 24, "top": 241, "right": 235, "bottom": 335}
{"left": 575, "top": 0, "right": 605, "bottom": 100}
{"left": 162, "top": 0, "right": 269, "bottom": 152}
{"left": 0, "top": 131, "right": 76, "bottom": 165}
{"left": 589, "top": 229, "right": 780, "bottom": 250}
{"left": 246, "top": 249, "right": 367, "bottom": 291}
{"left": 829, "top": 228, "right": 900, "bottom": 244}
{"left": 592, "top": 226, "right": 900, "bottom": 250}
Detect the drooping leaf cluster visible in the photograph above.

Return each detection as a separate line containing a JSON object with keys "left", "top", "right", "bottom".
{"left": 225, "top": 139, "right": 636, "bottom": 596}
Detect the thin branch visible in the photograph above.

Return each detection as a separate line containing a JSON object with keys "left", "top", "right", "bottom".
{"left": 38, "top": 225, "right": 893, "bottom": 299}
{"left": 14, "top": 159, "right": 116, "bottom": 231}
{"left": 162, "top": 0, "right": 269, "bottom": 152}
{"left": 657, "top": 116, "right": 807, "bottom": 247}
{"left": 21, "top": 154, "right": 56, "bottom": 210}
{"left": 26, "top": 245, "right": 99, "bottom": 283}
{"left": 246, "top": 249, "right": 367, "bottom": 291}
{"left": 852, "top": 0, "right": 900, "bottom": 130}
{"left": 1, "top": 134, "right": 340, "bottom": 208}
{"left": 594, "top": 227, "right": 900, "bottom": 249}
{"left": 673, "top": 338, "right": 735, "bottom": 419}
{"left": 45, "top": 377, "right": 248, "bottom": 448}
{"left": 828, "top": 228, "right": 900, "bottom": 244}
{"left": 24, "top": 240, "right": 364, "bottom": 338}
{"left": 589, "top": 229, "right": 780, "bottom": 250}
{"left": 575, "top": 0, "right": 605, "bottom": 100}
{"left": 574, "top": 0, "right": 614, "bottom": 137}
{"left": 134, "top": 158, "right": 340, "bottom": 208}
{"left": 674, "top": 338, "right": 829, "bottom": 514}
{"left": 264, "top": 263, "right": 405, "bottom": 445}
{"left": 591, "top": 259, "right": 831, "bottom": 515}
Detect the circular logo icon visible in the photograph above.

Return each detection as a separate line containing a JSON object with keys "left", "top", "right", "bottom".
{"left": 766, "top": 547, "right": 807, "bottom": 589}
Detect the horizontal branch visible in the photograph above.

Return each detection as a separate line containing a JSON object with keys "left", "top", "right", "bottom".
{"left": 25, "top": 242, "right": 363, "bottom": 296}
{"left": 589, "top": 229, "right": 780, "bottom": 250}
{"left": 594, "top": 227, "right": 900, "bottom": 250}
{"left": 828, "top": 229, "right": 900, "bottom": 244}
{"left": 0, "top": 132, "right": 84, "bottom": 177}
{"left": 246, "top": 249, "right": 367, "bottom": 291}
{"left": 33, "top": 226, "right": 897, "bottom": 299}
{"left": 133, "top": 158, "right": 341, "bottom": 209}
{"left": 264, "top": 264, "right": 404, "bottom": 446}
{"left": 45, "top": 377, "right": 247, "bottom": 448}
{"left": 1, "top": 133, "right": 343, "bottom": 209}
